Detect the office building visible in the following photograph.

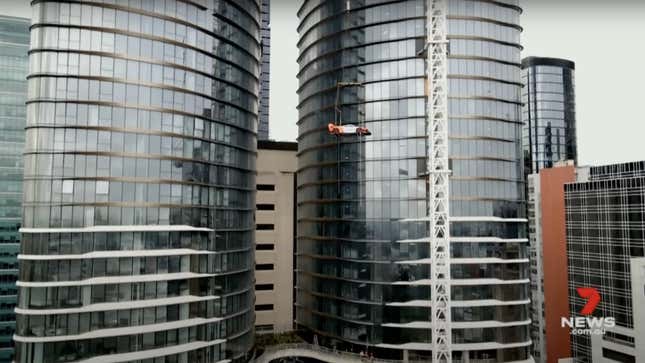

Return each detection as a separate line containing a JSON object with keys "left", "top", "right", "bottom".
{"left": 255, "top": 141, "right": 297, "bottom": 334}
{"left": 527, "top": 162, "right": 576, "bottom": 363}
{"left": 522, "top": 57, "right": 577, "bottom": 174}
{"left": 565, "top": 161, "right": 645, "bottom": 363}
{"left": 296, "top": 1, "right": 530, "bottom": 361}
{"left": 258, "top": 0, "right": 270, "bottom": 140}
{"left": 0, "top": 15, "right": 29, "bottom": 362}
{"left": 15, "top": 2, "right": 259, "bottom": 362}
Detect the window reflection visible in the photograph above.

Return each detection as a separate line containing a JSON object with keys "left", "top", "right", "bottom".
{"left": 19, "top": 1, "right": 258, "bottom": 362}
{"left": 296, "top": 0, "right": 528, "bottom": 356}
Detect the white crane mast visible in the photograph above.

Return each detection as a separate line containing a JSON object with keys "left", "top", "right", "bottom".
{"left": 426, "top": 0, "right": 451, "bottom": 361}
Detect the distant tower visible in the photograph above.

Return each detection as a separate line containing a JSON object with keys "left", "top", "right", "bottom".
{"left": 522, "top": 57, "right": 577, "bottom": 174}
{"left": 258, "top": 0, "right": 271, "bottom": 140}
{"left": 0, "top": 15, "right": 29, "bottom": 362}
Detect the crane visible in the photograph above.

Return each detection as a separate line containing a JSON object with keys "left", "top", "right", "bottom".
{"left": 426, "top": 0, "right": 452, "bottom": 362}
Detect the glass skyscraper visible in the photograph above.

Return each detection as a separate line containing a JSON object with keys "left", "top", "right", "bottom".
{"left": 296, "top": 1, "right": 530, "bottom": 361}
{"left": 15, "top": 1, "right": 259, "bottom": 362}
{"left": 258, "top": 0, "right": 270, "bottom": 140}
{"left": 522, "top": 57, "right": 577, "bottom": 174}
{"left": 0, "top": 15, "right": 29, "bottom": 362}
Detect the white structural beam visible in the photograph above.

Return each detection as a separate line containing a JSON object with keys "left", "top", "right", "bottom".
{"left": 426, "top": 0, "right": 451, "bottom": 361}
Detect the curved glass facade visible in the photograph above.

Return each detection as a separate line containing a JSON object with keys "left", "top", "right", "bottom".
{"left": 16, "top": 1, "right": 259, "bottom": 362}
{"left": 296, "top": 1, "right": 530, "bottom": 361}
{"left": 522, "top": 57, "right": 577, "bottom": 174}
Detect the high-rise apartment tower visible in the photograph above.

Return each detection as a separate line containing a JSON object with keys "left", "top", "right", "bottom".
{"left": 296, "top": 1, "right": 530, "bottom": 361}
{"left": 15, "top": 1, "right": 260, "bottom": 362}
{"left": 522, "top": 57, "right": 576, "bottom": 175}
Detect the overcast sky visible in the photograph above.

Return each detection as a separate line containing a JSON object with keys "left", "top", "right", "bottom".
{"left": 3, "top": 1, "right": 645, "bottom": 166}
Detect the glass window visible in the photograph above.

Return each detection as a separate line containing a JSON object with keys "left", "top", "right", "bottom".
{"left": 62, "top": 180, "right": 74, "bottom": 194}
{"left": 116, "top": 10, "right": 128, "bottom": 30}
{"left": 96, "top": 181, "right": 109, "bottom": 195}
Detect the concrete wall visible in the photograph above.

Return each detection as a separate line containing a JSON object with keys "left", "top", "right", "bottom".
{"left": 632, "top": 258, "right": 645, "bottom": 361}
{"left": 255, "top": 145, "right": 297, "bottom": 333}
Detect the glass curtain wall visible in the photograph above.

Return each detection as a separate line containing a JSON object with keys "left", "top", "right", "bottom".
{"left": 15, "top": 1, "right": 259, "bottom": 362}
{"left": 296, "top": 1, "right": 530, "bottom": 361}
{"left": 258, "top": 0, "right": 270, "bottom": 140}
{"left": 522, "top": 57, "right": 577, "bottom": 174}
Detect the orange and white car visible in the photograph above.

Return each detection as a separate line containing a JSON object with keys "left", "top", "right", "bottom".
{"left": 328, "top": 123, "right": 371, "bottom": 136}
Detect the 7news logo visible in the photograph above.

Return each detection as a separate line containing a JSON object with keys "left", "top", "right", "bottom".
{"left": 561, "top": 287, "right": 615, "bottom": 335}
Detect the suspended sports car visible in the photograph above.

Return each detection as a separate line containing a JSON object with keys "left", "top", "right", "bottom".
{"left": 328, "top": 123, "right": 371, "bottom": 136}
